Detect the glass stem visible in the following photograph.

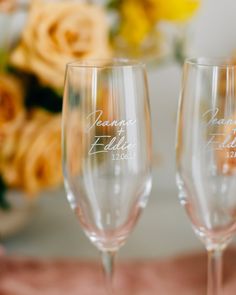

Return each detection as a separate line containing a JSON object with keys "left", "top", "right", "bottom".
{"left": 101, "top": 251, "right": 116, "bottom": 295}
{"left": 207, "top": 249, "right": 223, "bottom": 295}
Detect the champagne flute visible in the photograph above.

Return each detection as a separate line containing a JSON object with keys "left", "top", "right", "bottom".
{"left": 62, "top": 59, "right": 152, "bottom": 292}
{"left": 176, "top": 57, "right": 236, "bottom": 295}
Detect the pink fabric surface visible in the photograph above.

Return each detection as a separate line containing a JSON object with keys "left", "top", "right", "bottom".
{"left": 0, "top": 250, "right": 236, "bottom": 295}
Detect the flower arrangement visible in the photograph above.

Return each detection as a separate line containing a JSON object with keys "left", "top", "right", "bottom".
{"left": 0, "top": 0, "right": 111, "bottom": 208}
{"left": 107, "top": 0, "right": 200, "bottom": 59}
{"left": 0, "top": 0, "right": 200, "bottom": 209}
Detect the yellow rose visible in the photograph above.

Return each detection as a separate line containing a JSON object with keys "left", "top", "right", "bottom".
{"left": 10, "top": 1, "right": 111, "bottom": 90}
{"left": 144, "top": 0, "right": 200, "bottom": 22}
{"left": 120, "top": 1, "right": 152, "bottom": 45}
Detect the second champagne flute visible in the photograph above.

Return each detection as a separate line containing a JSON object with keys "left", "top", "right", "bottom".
{"left": 62, "top": 59, "right": 152, "bottom": 293}
{"left": 176, "top": 57, "right": 236, "bottom": 295}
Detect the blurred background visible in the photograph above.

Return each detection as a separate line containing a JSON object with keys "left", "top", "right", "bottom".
{"left": 0, "top": 0, "right": 236, "bottom": 260}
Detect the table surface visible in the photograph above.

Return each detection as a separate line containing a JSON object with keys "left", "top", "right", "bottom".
{"left": 2, "top": 181, "right": 205, "bottom": 259}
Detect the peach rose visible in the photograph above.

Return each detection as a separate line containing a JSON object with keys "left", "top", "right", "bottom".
{"left": 0, "top": 74, "right": 25, "bottom": 167}
{"left": 0, "top": 74, "right": 24, "bottom": 126}
{"left": 10, "top": 1, "right": 111, "bottom": 90}
{"left": 2, "top": 108, "right": 84, "bottom": 196}
{"left": 1, "top": 110, "right": 63, "bottom": 196}
{"left": 22, "top": 113, "right": 63, "bottom": 195}
{"left": 0, "top": 0, "right": 16, "bottom": 13}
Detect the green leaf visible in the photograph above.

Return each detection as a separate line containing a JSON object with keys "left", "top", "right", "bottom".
{"left": 0, "top": 48, "right": 9, "bottom": 72}
{"left": 173, "top": 37, "right": 186, "bottom": 66}
{"left": 24, "top": 75, "right": 62, "bottom": 113}
{"left": 106, "top": 0, "right": 121, "bottom": 9}
{"left": 6, "top": 67, "right": 62, "bottom": 113}
{"left": 0, "top": 176, "right": 10, "bottom": 211}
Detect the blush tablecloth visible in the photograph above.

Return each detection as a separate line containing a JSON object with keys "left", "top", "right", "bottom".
{"left": 0, "top": 249, "right": 236, "bottom": 295}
